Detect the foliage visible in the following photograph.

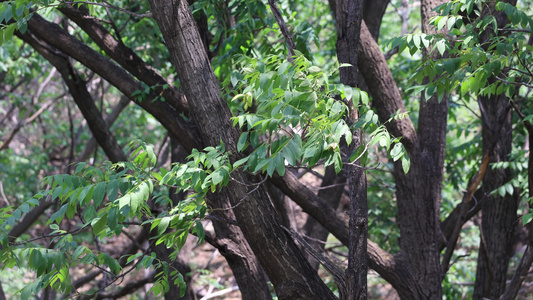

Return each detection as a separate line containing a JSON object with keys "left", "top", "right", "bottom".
{"left": 0, "top": 141, "right": 232, "bottom": 298}
{"left": 229, "top": 54, "right": 410, "bottom": 176}
{"left": 1, "top": 0, "right": 533, "bottom": 298}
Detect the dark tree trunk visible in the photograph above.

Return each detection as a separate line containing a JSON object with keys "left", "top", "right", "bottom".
{"left": 358, "top": 0, "right": 447, "bottom": 297}
{"left": 362, "top": 0, "right": 390, "bottom": 42}
{"left": 0, "top": 282, "right": 6, "bottom": 300}
{"left": 472, "top": 2, "right": 519, "bottom": 298}
{"left": 335, "top": 1, "right": 368, "bottom": 298}
{"left": 148, "top": 1, "right": 336, "bottom": 299}
{"left": 473, "top": 92, "right": 518, "bottom": 300}
{"left": 387, "top": 1, "right": 449, "bottom": 299}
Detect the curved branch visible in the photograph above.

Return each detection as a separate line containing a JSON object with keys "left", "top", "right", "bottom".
{"left": 269, "top": 172, "right": 421, "bottom": 298}
{"left": 358, "top": 21, "right": 417, "bottom": 153}
{"left": 18, "top": 31, "right": 127, "bottom": 163}
{"left": 57, "top": 4, "right": 189, "bottom": 114}
{"left": 24, "top": 13, "right": 200, "bottom": 151}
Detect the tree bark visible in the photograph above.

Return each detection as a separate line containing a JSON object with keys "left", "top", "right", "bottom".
{"left": 357, "top": 0, "right": 447, "bottom": 297}
{"left": 148, "top": 1, "right": 336, "bottom": 299}
{"left": 472, "top": 2, "right": 519, "bottom": 298}
{"left": 362, "top": 0, "right": 390, "bottom": 42}
{"left": 335, "top": 0, "right": 367, "bottom": 298}
{"left": 473, "top": 93, "right": 517, "bottom": 300}
{"left": 24, "top": 13, "right": 200, "bottom": 151}
{"left": 302, "top": 166, "right": 346, "bottom": 271}
{"left": 389, "top": 1, "right": 449, "bottom": 298}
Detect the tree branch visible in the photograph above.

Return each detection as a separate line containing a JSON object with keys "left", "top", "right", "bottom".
{"left": 17, "top": 31, "right": 128, "bottom": 163}
{"left": 269, "top": 172, "right": 422, "bottom": 297}
{"left": 58, "top": 4, "right": 189, "bottom": 114}
{"left": 358, "top": 20, "right": 418, "bottom": 154}
{"left": 24, "top": 12, "right": 200, "bottom": 151}
{"left": 267, "top": 0, "right": 296, "bottom": 61}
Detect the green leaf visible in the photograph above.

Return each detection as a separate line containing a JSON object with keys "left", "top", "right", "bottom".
{"left": 267, "top": 155, "right": 277, "bottom": 176}
{"left": 195, "top": 220, "right": 205, "bottom": 244}
{"left": 48, "top": 204, "right": 68, "bottom": 225}
{"left": 78, "top": 185, "right": 94, "bottom": 204}
{"left": 361, "top": 91, "right": 369, "bottom": 106}
{"left": 344, "top": 86, "right": 353, "bottom": 100}
{"left": 72, "top": 246, "right": 86, "bottom": 259}
{"left": 436, "top": 40, "right": 446, "bottom": 56}
{"left": 92, "top": 215, "right": 108, "bottom": 235}
{"left": 158, "top": 217, "right": 170, "bottom": 235}
{"left": 107, "top": 179, "right": 119, "bottom": 201}
{"left": 523, "top": 212, "right": 533, "bottom": 225}
{"left": 3, "top": 23, "right": 16, "bottom": 42}
{"left": 20, "top": 202, "right": 30, "bottom": 213}
{"left": 401, "top": 155, "right": 410, "bottom": 174}
{"left": 334, "top": 152, "right": 342, "bottom": 174}
{"left": 504, "top": 183, "right": 514, "bottom": 195}
{"left": 212, "top": 169, "right": 223, "bottom": 185}
{"left": 233, "top": 156, "right": 249, "bottom": 169}
{"left": 237, "top": 132, "right": 249, "bottom": 152}
{"left": 93, "top": 182, "right": 106, "bottom": 207}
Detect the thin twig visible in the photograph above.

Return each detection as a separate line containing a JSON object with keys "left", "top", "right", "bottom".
{"left": 268, "top": 0, "right": 296, "bottom": 61}
{"left": 498, "top": 28, "right": 532, "bottom": 33}
{"left": 210, "top": 176, "right": 268, "bottom": 212}
{"left": 54, "top": 1, "right": 152, "bottom": 18}
{"left": 0, "top": 182, "right": 9, "bottom": 206}
{"left": 10, "top": 226, "right": 87, "bottom": 246}
{"left": 495, "top": 75, "right": 533, "bottom": 88}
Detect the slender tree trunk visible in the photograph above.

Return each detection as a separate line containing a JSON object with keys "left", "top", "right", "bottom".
{"left": 0, "top": 281, "right": 6, "bottom": 300}
{"left": 148, "top": 1, "right": 336, "bottom": 299}
{"left": 335, "top": 1, "right": 368, "bottom": 298}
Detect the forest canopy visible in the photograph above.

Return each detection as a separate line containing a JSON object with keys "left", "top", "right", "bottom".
{"left": 1, "top": 0, "right": 533, "bottom": 299}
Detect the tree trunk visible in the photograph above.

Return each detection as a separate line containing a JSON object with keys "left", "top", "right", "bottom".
{"left": 388, "top": 1, "right": 449, "bottom": 298}
{"left": 148, "top": 1, "right": 336, "bottom": 299}
{"left": 335, "top": 1, "right": 368, "bottom": 298}
{"left": 473, "top": 92, "right": 518, "bottom": 300}
{"left": 472, "top": 2, "right": 519, "bottom": 298}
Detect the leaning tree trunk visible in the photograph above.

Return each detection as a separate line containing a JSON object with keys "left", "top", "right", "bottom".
{"left": 148, "top": 1, "right": 336, "bottom": 299}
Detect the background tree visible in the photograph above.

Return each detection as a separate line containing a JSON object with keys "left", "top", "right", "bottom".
{"left": 0, "top": 0, "right": 533, "bottom": 299}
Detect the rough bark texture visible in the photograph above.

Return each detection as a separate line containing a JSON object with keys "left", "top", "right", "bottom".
{"left": 362, "top": 0, "right": 390, "bottom": 41}
{"left": 472, "top": 2, "right": 519, "bottom": 299}
{"left": 0, "top": 282, "right": 6, "bottom": 300}
{"left": 271, "top": 172, "right": 424, "bottom": 299}
{"left": 358, "top": 0, "right": 447, "bottom": 296}
{"left": 473, "top": 93, "right": 518, "bottom": 300}
{"left": 390, "top": 1, "right": 449, "bottom": 298}
{"left": 302, "top": 166, "right": 346, "bottom": 271}
{"left": 335, "top": 2, "right": 367, "bottom": 298}
{"left": 148, "top": 1, "right": 336, "bottom": 299}
{"left": 500, "top": 131, "right": 533, "bottom": 300}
